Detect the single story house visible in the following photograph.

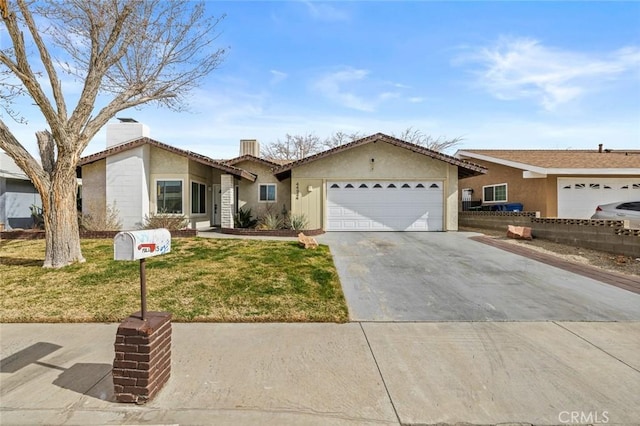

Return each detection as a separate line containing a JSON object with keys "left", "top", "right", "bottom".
{"left": 0, "top": 150, "right": 42, "bottom": 230}
{"left": 79, "top": 119, "right": 486, "bottom": 232}
{"left": 455, "top": 147, "right": 640, "bottom": 218}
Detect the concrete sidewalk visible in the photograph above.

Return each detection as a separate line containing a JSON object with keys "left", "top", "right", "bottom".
{"left": 1, "top": 322, "right": 639, "bottom": 425}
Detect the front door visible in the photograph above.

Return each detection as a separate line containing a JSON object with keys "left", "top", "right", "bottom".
{"left": 212, "top": 184, "right": 221, "bottom": 226}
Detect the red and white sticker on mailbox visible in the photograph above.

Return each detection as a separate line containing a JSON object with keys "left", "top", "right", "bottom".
{"left": 135, "top": 231, "right": 171, "bottom": 256}
{"left": 114, "top": 228, "right": 171, "bottom": 261}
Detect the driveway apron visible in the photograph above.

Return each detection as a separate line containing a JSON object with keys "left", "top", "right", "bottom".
{"left": 317, "top": 232, "right": 640, "bottom": 321}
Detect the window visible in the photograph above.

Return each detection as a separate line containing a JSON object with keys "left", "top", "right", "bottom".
{"left": 259, "top": 184, "right": 276, "bottom": 202}
{"left": 401, "top": 183, "right": 411, "bottom": 188}
{"left": 330, "top": 183, "right": 340, "bottom": 188}
{"left": 345, "top": 183, "right": 354, "bottom": 188}
{"left": 482, "top": 183, "right": 507, "bottom": 203}
{"left": 191, "top": 182, "right": 206, "bottom": 215}
{"left": 157, "top": 180, "right": 183, "bottom": 214}
{"left": 618, "top": 202, "right": 640, "bottom": 212}
{"left": 373, "top": 183, "right": 382, "bottom": 188}
{"left": 359, "top": 183, "right": 368, "bottom": 188}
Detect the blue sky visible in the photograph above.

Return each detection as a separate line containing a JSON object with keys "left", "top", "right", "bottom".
{"left": 5, "top": 1, "right": 640, "bottom": 159}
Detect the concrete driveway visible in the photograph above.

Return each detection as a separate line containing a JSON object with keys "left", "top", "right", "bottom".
{"left": 317, "top": 232, "right": 640, "bottom": 321}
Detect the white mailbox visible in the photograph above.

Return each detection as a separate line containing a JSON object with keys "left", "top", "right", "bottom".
{"left": 114, "top": 229, "right": 171, "bottom": 261}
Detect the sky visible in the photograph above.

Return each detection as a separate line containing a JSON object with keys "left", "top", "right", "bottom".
{"left": 3, "top": 0, "right": 640, "bottom": 160}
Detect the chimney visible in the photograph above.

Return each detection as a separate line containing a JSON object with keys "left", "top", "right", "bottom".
{"left": 239, "top": 139, "right": 260, "bottom": 157}
{"left": 598, "top": 143, "right": 603, "bottom": 153}
{"left": 106, "top": 118, "right": 150, "bottom": 148}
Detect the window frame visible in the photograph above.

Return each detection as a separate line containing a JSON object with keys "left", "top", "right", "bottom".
{"left": 155, "top": 179, "right": 184, "bottom": 214}
{"left": 259, "top": 183, "right": 277, "bottom": 202}
{"left": 482, "top": 183, "right": 508, "bottom": 203}
{"left": 190, "top": 180, "right": 207, "bottom": 216}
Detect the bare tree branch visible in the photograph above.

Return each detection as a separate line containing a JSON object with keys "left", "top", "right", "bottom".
{"left": 0, "top": 2, "right": 62, "bottom": 132}
{"left": 394, "top": 127, "right": 463, "bottom": 152}
{"left": 36, "top": 129, "right": 55, "bottom": 174}
{"left": 17, "top": 0, "right": 67, "bottom": 122}
{"left": 263, "top": 133, "right": 324, "bottom": 161}
{"left": 0, "top": 118, "right": 48, "bottom": 191}
{"left": 264, "top": 128, "right": 461, "bottom": 161}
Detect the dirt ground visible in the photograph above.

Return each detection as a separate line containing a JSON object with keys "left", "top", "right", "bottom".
{"left": 460, "top": 227, "right": 640, "bottom": 278}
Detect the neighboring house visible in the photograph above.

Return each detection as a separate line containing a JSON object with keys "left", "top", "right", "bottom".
{"left": 0, "top": 151, "right": 42, "bottom": 230}
{"left": 79, "top": 119, "right": 485, "bottom": 232}
{"left": 456, "top": 148, "right": 640, "bottom": 218}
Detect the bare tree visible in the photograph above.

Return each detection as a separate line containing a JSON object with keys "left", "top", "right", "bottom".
{"left": 262, "top": 133, "right": 324, "bottom": 161}
{"left": 323, "top": 131, "right": 364, "bottom": 149}
{"left": 264, "top": 128, "right": 461, "bottom": 161}
{"left": 0, "top": 0, "right": 226, "bottom": 267}
{"left": 394, "top": 127, "right": 462, "bottom": 152}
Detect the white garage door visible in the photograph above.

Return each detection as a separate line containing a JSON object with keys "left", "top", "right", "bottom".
{"left": 557, "top": 178, "right": 640, "bottom": 218}
{"left": 327, "top": 181, "right": 444, "bottom": 231}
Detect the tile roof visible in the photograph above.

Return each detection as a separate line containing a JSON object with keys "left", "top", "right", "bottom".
{"left": 223, "top": 154, "right": 290, "bottom": 168}
{"left": 79, "top": 138, "right": 256, "bottom": 181}
{"left": 460, "top": 149, "right": 640, "bottom": 170}
{"left": 273, "top": 133, "right": 487, "bottom": 179}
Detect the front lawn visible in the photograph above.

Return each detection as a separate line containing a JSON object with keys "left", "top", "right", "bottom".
{"left": 0, "top": 238, "right": 348, "bottom": 323}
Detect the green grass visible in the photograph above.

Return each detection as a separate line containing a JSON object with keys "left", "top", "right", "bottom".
{"left": 0, "top": 238, "right": 348, "bottom": 323}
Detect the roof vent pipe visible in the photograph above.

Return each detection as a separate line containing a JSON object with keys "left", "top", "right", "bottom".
{"left": 598, "top": 143, "right": 603, "bottom": 153}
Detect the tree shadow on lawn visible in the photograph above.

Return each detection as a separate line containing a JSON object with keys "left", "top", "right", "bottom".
{"left": 0, "top": 256, "right": 43, "bottom": 267}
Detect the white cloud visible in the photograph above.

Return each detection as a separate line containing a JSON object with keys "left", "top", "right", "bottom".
{"left": 269, "top": 69, "right": 288, "bottom": 85}
{"left": 459, "top": 37, "right": 640, "bottom": 110}
{"left": 312, "top": 68, "right": 375, "bottom": 111}
{"left": 302, "top": 1, "right": 350, "bottom": 22}
{"left": 312, "top": 67, "right": 407, "bottom": 112}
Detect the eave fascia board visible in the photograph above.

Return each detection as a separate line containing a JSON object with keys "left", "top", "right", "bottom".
{"left": 544, "top": 168, "right": 640, "bottom": 175}
{"left": 456, "top": 151, "right": 548, "bottom": 175}
{"left": 523, "top": 171, "right": 547, "bottom": 179}
{"left": 457, "top": 151, "right": 640, "bottom": 177}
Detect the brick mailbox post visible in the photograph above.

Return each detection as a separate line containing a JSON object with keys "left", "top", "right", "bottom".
{"left": 113, "top": 229, "right": 172, "bottom": 404}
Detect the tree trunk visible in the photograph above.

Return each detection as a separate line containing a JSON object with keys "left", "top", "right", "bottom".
{"left": 42, "top": 166, "right": 85, "bottom": 268}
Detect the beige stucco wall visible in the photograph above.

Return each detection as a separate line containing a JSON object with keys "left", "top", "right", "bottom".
{"left": 187, "top": 159, "right": 215, "bottom": 228}
{"left": 290, "top": 179, "right": 323, "bottom": 229}
{"left": 81, "top": 159, "right": 106, "bottom": 219}
{"left": 291, "top": 142, "right": 460, "bottom": 230}
{"left": 459, "top": 160, "right": 550, "bottom": 215}
{"left": 149, "top": 147, "right": 189, "bottom": 218}
{"left": 149, "top": 147, "right": 219, "bottom": 228}
{"left": 234, "top": 160, "right": 291, "bottom": 221}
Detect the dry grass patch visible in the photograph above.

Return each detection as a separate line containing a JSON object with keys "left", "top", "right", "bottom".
{"left": 0, "top": 238, "right": 348, "bottom": 323}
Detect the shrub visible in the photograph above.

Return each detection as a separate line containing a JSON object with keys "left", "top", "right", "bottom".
{"left": 80, "top": 202, "right": 122, "bottom": 231}
{"left": 30, "top": 205, "right": 44, "bottom": 229}
{"left": 289, "top": 213, "right": 308, "bottom": 231}
{"left": 234, "top": 208, "right": 258, "bottom": 228}
{"left": 140, "top": 211, "right": 188, "bottom": 230}
{"left": 257, "top": 212, "right": 284, "bottom": 230}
